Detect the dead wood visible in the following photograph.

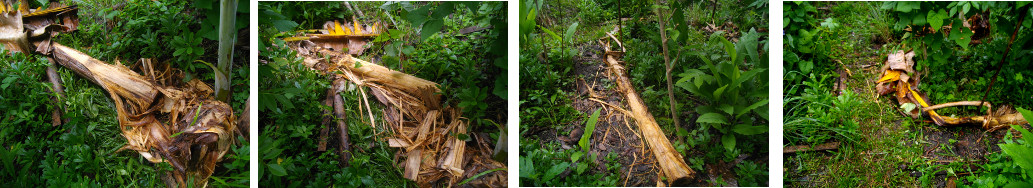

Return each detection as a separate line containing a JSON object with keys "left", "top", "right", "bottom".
{"left": 333, "top": 82, "right": 352, "bottom": 166}
{"left": 318, "top": 88, "right": 335, "bottom": 152}
{"left": 602, "top": 41, "right": 696, "bottom": 185}
{"left": 784, "top": 142, "right": 841, "bottom": 153}
{"left": 46, "top": 57, "right": 64, "bottom": 126}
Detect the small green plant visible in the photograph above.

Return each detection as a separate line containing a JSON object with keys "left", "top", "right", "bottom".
{"left": 784, "top": 74, "right": 861, "bottom": 146}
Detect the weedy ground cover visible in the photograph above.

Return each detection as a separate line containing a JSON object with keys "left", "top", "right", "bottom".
{"left": 783, "top": 2, "right": 1033, "bottom": 187}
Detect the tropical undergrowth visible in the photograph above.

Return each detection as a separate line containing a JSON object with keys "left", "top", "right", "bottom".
{"left": 258, "top": 1, "right": 506, "bottom": 187}
{"left": 0, "top": 0, "right": 249, "bottom": 187}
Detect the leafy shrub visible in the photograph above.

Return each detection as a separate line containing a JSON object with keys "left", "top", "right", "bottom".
{"left": 518, "top": 141, "right": 621, "bottom": 187}
{"left": 676, "top": 30, "right": 769, "bottom": 153}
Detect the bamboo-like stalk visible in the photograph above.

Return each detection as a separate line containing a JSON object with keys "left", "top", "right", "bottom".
{"left": 604, "top": 52, "right": 695, "bottom": 185}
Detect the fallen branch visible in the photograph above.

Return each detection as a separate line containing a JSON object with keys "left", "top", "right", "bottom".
{"left": 46, "top": 57, "right": 64, "bottom": 126}
{"left": 602, "top": 40, "right": 695, "bottom": 185}
{"left": 783, "top": 142, "right": 841, "bottom": 154}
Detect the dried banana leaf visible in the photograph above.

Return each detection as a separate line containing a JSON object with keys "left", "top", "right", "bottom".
{"left": 285, "top": 18, "right": 381, "bottom": 55}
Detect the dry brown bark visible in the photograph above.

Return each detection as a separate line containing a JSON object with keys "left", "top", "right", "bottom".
{"left": 603, "top": 50, "right": 695, "bottom": 185}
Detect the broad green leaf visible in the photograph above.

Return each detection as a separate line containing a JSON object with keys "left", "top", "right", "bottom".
{"left": 732, "top": 124, "right": 768, "bottom": 135}
{"left": 564, "top": 22, "right": 579, "bottom": 44}
{"left": 267, "top": 163, "right": 287, "bottom": 176}
{"left": 712, "top": 85, "right": 728, "bottom": 100}
{"left": 720, "top": 36, "right": 736, "bottom": 63}
{"left": 539, "top": 26, "right": 561, "bottom": 41}
{"left": 798, "top": 60, "right": 813, "bottom": 73}
{"left": 270, "top": 20, "right": 298, "bottom": 33}
{"left": 571, "top": 151, "right": 584, "bottom": 163}
{"left": 579, "top": 109, "right": 601, "bottom": 151}
{"left": 928, "top": 9, "right": 947, "bottom": 31}
{"left": 1005, "top": 182, "right": 1033, "bottom": 188}
{"left": 542, "top": 162, "right": 568, "bottom": 181}
{"left": 421, "top": 19, "right": 444, "bottom": 42}
{"left": 697, "top": 113, "right": 728, "bottom": 125}
{"left": 431, "top": 2, "right": 455, "bottom": 18}
{"left": 721, "top": 134, "right": 736, "bottom": 152}
{"left": 736, "top": 99, "right": 769, "bottom": 117}
{"left": 518, "top": 157, "right": 535, "bottom": 179}
{"left": 406, "top": 6, "right": 430, "bottom": 27}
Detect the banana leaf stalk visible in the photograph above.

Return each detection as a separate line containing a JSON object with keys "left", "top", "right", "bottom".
{"left": 214, "top": 0, "right": 237, "bottom": 102}
{"left": 876, "top": 50, "right": 1027, "bottom": 130}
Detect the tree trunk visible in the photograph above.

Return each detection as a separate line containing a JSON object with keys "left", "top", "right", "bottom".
{"left": 605, "top": 53, "right": 695, "bottom": 185}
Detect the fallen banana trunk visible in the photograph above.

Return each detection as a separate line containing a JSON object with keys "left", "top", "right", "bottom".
{"left": 876, "top": 50, "right": 1027, "bottom": 130}
{"left": 284, "top": 40, "right": 505, "bottom": 187}
{"left": 601, "top": 41, "right": 695, "bottom": 185}
{"left": 49, "top": 42, "right": 237, "bottom": 187}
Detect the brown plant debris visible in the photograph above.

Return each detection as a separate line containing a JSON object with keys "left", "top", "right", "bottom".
{"left": 0, "top": 3, "right": 238, "bottom": 187}
{"left": 280, "top": 37, "right": 505, "bottom": 187}
{"left": 875, "top": 50, "right": 1026, "bottom": 130}
{"left": 600, "top": 37, "right": 696, "bottom": 185}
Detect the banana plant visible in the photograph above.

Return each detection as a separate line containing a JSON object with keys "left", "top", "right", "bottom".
{"left": 676, "top": 32, "right": 768, "bottom": 152}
